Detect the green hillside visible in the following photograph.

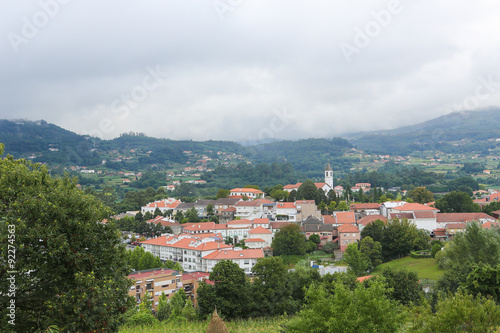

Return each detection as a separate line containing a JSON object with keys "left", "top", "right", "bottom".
{"left": 347, "top": 109, "right": 500, "bottom": 155}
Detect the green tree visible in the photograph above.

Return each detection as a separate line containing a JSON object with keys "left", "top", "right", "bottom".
{"left": 359, "top": 236, "right": 382, "bottom": 269}
{"left": 436, "top": 221, "right": 500, "bottom": 270}
{"left": 382, "top": 219, "right": 421, "bottom": 260}
{"left": 434, "top": 191, "right": 481, "bottom": 213}
{"left": 336, "top": 201, "right": 349, "bottom": 211}
{"left": 297, "top": 180, "right": 319, "bottom": 201}
{"left": 344, "top": 243, "right": 370, "bottom": 276}
{"left": 407, "top": 291, "right": 500, "bottom": 333}
{"left": 216, "top": 189, "right": 230, "bottom": 199}
{"left": 197, "top": 260, "right": 252, "bottom": 319}
{"left": 462, "top": 264, "right": 500, "bottom": 303}
{"left": 156, "top": 292, "right": 172, "bottom": 321}
{"left": 170, "top": 288, "right": 187, "bottom": 318}
{"left": 482, "top": 201, "right": 500, "bottom": 216}
{"left": 407, "top": 187, "right": 434, "bottom": 204}
{"left": 379, "top": 268, "right": 422, "bottom": 306}
{"left": 181, "top": 298, "right": 196, "bottom": 321}
{"left": 0, "top": 144, "right": 133, "bottom": 332}
{"left": 361, "top": 219, "right": 385, "bottom": 244}
{"left": 286, "top": 278, "right": 406, "bottom": 333}
{"left": 251, "top": 257, "right": 298, "bottom": 316}
{"left": 309, "top": 234, "right": 321, "bottom": 245}
{"left": 271, "top": 223, "right": 307, "bottom": 256}
{"left": 431, "top": 242, "right": 442, "bottom": 258}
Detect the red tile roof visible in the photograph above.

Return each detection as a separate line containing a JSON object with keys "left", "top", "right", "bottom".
{"left": 227, "top": 219, "right": 252, "bottom": 225}
{"left": 230, "top": 188, "right": 264, "bottom": 194}
{"left": 413, "top": 211, "right": 437, "bottom": 219}
{"left": 235, "top": 201, "right": 261, "bottom": 207}
{"left": 446, "top": 223, "right": 467, "bottom": 229}
{"left": 357, "top": 215, "right": 388, "bottom": 226}
{"left": 128, "top": 268, "right": 179, "bottom": 280}
{"left": 393, "top": 203, "right": 438, "bottom": 211}
{"left": 436, "top": 213, "right": 495, "bottom": 223}
{"left": 221, "top": 207, "right": 236, "bottom": 212}
{"left": 482, "top": 222, "right": 500, "bottom": 229}
{"left": 296, "top": 200, "right": 315, "bottom": 204}
{"left": 335, "top": 212, "right": 356, "bottom": 224}
{"left": 182, "top": 271, "right": 210, "bottom": 281}
{"left": 183, "top": 222, "right": 216, "bottom": 231}
{"left": 338, "top": 223, "right": 359, "bottom": 233}
{"left": 202, "top": 248, "right": 264, "bottom": 260}
{"left": 244, "top": 238, "right": 265, "bottom": 243}
{"left": 249, "top": 226, "right": 272, "bottom": 234}
{"left": 357, "top": 275, "right": 374, "bottom": 283}
{"left": 322, "top": 215, "right": 336, "bottom": 224}
{"left": 350, "top": 203, "right": 380, "bottom": 210}
{"left": 253, "top": 218, "right": 270, "bottom": 224}
{"left": 276, "top": 202, "right": 296, "bottom": 209}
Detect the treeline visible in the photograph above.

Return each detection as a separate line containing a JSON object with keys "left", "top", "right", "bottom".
{"left": 202, "top": 162, "right": 300, "bottom": 190}
{"left": 248, "top": 138, "right": 355, "bottom": 176}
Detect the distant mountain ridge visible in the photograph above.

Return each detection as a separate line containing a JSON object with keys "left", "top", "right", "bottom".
{"left": 345, "top": 109, "right": 500, "bottom": 155}
{"left": 0, "top": 119, "right": 354, "bottom": 175}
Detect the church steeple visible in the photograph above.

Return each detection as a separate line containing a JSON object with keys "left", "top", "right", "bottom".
{"left": 325, "top": 163, "right": 333, "bottom": 189}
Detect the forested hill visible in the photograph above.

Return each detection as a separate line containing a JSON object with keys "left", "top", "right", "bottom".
{"left": 346, "top": 109, "right": 500, "bottom": 155}
{"left": 0, "top": 119, "right": 100, "bottom": 165}
{"left": 0, "top": 120, "right": 355, "bottom": 176}
{"left": 248, "top": 138, "right": 354, "bottom": 177}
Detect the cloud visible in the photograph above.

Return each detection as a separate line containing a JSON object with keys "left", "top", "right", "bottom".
{"left": 1, "top": 0, "right": 500, "bottom": 141}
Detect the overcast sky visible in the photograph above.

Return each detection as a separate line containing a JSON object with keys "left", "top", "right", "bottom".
{"left": 1, "top": 1, "right": 500, "bottom": 142}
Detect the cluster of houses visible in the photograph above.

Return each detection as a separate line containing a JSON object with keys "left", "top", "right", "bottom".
{"left": 127, "top": 167, "right": 500, "bottom": 310}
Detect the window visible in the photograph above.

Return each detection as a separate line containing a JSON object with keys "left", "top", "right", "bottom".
{"left": 244, "top": 260, "right": 249, "bottom": 265}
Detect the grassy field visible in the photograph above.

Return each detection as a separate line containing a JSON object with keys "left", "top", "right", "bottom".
{"left": 118, "top": 316, "right": 288, "bottom": 333}
{"left": 371, "top": 256, "right": 446, "bottom": 281}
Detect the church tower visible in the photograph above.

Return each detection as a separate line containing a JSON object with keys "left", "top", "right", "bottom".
{"left": 325, "top": 163, "right": 333, "bottom": 190}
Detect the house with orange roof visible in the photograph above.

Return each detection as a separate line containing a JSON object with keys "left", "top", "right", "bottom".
{"left": 234, "top": 200, "right": 264, "bottom": 219}
{"left": 140, "top": 234, "right": 232, "bottom": 271}
{"left": 141, "top": 198, "right": 182, "bottom": 214}
{"left": 436, "top": 212, "right": 496, "bottom": 228}
{"left": 229, "top": 188, "right": 264, "bottom": 199}
{"left": 276, "top": 202, "right": 297, "bottom": 222}
{"left": 482, "top": 221, "right": 500, "bottom": 229}
{"left": 356, "top": 215, "right": 388, "bottom": 231}
{"left": 146, "top": 215, "right": 182, "bottom": 234}
{"left": 202, "top": 248, "right": 264, "bottom": 274}
{"left": 296, "top": 200, "right": 321, "bottom": 221}
{"left": 213, "top": 197, "right": 241, "bottom": 215}
{"left": 219, "top": 206, "right": 236, "bottom": 224}
{"left": 244, "top": 238, "right": 267, "bottom": 249}
{"left": 333, "top": 211, "right": 356, "bottom": 225}
{"left": 247, "top": 226, "right": 273, "bottom": 247}
{"left": 388, "top": 203, "right": 439, "bottom": 231}
{"left": 337, "top": 223, "right": 360, "bottom": 252}
{"left": 474, "top": 192, "right": 500, "bottom": 207}
{"left": 350, "top": 203, "right": 381, "bottom": 220}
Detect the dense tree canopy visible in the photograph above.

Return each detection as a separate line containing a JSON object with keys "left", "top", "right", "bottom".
{"left": 271, "top": 223, "right": 307, "bottom": 256}
{"left": 434, "top": 191, "right": 481, "bottom": 213}
{"left": 0, "top": 144, "right": 132, "bottom": 332}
